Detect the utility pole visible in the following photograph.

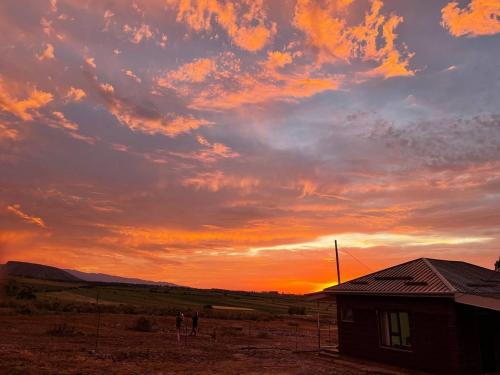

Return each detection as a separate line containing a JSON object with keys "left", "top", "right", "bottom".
{"left": 95, "top": 288, "right": 101, "bottom": 354}
{"left": 335, "top": 240, "right": 341, "bottom": 285}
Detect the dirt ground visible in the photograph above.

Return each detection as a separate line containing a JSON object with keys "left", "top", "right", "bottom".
{"left": 0, "top": 313, "right": 422, "bottom": 375}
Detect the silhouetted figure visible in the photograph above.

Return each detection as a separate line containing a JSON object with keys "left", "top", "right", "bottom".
{"left": 175, "top": 312, "right": 184, "bottom": 343}
{"left": 190, "top": 311, "right": 199, "bottom": 336}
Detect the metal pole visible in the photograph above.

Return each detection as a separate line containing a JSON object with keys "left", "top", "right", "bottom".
{"left": 184, "top": 320, "right": 188, "bottom": 345}
{"left": 295, "top": 324, "right": 298, "bottom": 352}
{"left": 335, "top": 240, "right": 341, "bottom": 285}
{"left": 317, "top": 302, "right": 320, "bottom": 352}
{"left": 95, "top": 288, "right": 101, "bottom": 353}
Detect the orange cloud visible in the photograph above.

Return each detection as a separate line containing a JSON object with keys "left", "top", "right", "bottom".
{"left": 48, "top": 111, "right": 96, "bottom": 144}
{"left": 0, "top": 77, "right": 53, "bottom": 121}
{"left": 194, "top": 135, "right": 240, "bottom": 161}
{"left": 6, "top": 204, "right": 47, "bottom": 228}
{"left": 124, "top": 69, "right": 142, "bottom": 83}
{"left": 65, "top": 87, "right": 87, "bottom": 102}
{"left": 36, "top": 43, "right": 55, "bottom": 61}
{"left": 123, "top": 23, "right": 154, "bottom": 44}
{"left": 0, "top": 122, "right": 19, "bottom": 141}
{"left": 441, "top": 0, "right": 500, "bottom": 37}
{"left": 183, "top": 171, "right": 259, "bottom": 192}
{"left": 85, "top": 57, "right": 96, "bottom": 68}
{"left": 159, "top": 51, "right": 341, "bottom": 110}
{"left": 167, "top": 0, "right": 276, "bottom": 52}
{"left": 158, "top": 58, "right": 216, "bottom": 89}
{"left": 100, "top": 83, "right": 114, "bottom": 93}
{"left": 106, "top": 95, "right": 212, "bottom": 137}
{"left": 293, "top": 0, "right": 414, "bottom": 78}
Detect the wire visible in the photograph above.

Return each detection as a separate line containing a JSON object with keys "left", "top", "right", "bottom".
{"left": 340, "top": 247, "right": 374, "bottom": 273}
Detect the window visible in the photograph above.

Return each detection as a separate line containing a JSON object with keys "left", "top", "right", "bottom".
{"left": 379, "top": 311, "right": 411, "bottom": 349}
{"left": 341, "top": 306, "right": 354, "bottom": 322}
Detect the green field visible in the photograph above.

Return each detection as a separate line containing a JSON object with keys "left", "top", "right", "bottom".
{"left": 2, "top": 277, "right": 336, "bottom": 319}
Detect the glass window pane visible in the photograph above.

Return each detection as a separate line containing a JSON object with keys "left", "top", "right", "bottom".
{"left": 391, "top": 335, "right": 401, "bottom": 346}
{"left": 390, "top": 312, "right": 400, "bottom": 333}
{"left": 380, "top": 311, "right": 390, "bottom": 346}
{"left": 341, "top": 307, "right": 354, "bottom": 322}
{"left": 399, "top": 312, "right": 411, "bottom": 347}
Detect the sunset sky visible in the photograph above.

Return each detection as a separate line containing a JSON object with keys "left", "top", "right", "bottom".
{"left": 1, "top": 0, "right": 499, "bottom": 293}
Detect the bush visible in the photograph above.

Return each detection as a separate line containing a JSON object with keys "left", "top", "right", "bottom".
{"left": 4, "top": 281, "right": 36, "bottom": 300}
{"left": 288, "top": 306, "right": 306, "bottom": 315}
{"left": 132, "top": 316, "right": 154, "bottom": 332}
{"left": 16, "top": 287, "right": 36, "bottom": 300}
{"left": 46, "top": 323, "right": 79, "bottom": 337}
{"left": 5, "top": 280, "right": 19, "bottom": 297}
{"left": 256, "top": 331, "right": 271, "bottom": 339}
{"left": 15, "top": 304, "right": 33, "bottom": 315}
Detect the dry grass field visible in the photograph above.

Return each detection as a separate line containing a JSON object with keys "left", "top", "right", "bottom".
{"left": 0, "top": 277, "right": 422, "bottom": 375}
{"left": 0, "top": 313, "right": 423, "bottom": 375}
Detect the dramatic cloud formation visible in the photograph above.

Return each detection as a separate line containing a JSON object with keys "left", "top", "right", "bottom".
{"left": 0, "top": 0, "right": 498, "bottom": 292}
{"left": 0, "top": 78, "right": 53, "bottom": 121}
{"left": 441, "top": 0, "right": 500, "bottom": 37}
{"left": 166, "top": 0, "right": 277, "bottom": 51}
{"left": 293, "top": 0, "right": 414, "bottom": 78}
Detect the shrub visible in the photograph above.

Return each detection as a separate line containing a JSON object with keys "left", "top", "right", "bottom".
{"left": 220, "top": 326, "right": 244, "bottom": 336}
{"left": 46, "top": 323, "right": 79, "bottom": 337}
{"left": 5, "top": 280, "right": 19, "bottom": 297}
{"left": 288, "top": 306, "right": 306, "bottom": 315}
{"left": 15, "top": 304, "right": 33, "bottom": 315}
{"left": 132, "top": 316, "right": 154, "bottom": 332}
{"left": 16, "top": 287, "right": 36, "bottom": 300}
{"left": 256, "top": 331, "right": 271, "bottom": 339}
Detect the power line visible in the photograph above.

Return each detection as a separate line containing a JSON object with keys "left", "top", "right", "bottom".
{"left": 340, "top": 247, "right": 374, "bottom": 273}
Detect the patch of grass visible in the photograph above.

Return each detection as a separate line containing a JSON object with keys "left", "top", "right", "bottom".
{"left": 6, "top": 277, "right": 335, "bottom": 320}
{"left": 46, "top": 323, "right": 80, "bottom": 337}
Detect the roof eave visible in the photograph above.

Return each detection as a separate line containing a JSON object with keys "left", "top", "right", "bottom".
{"left": 454, "top": 293, "right": 500, "bottom": 312}
{"left": 322, "top": 290, "right": 455, "bottom": 298}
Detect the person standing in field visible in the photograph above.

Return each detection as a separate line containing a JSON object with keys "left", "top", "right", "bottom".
{"left": 175, "top": 312, "right": 184, "bottom": 343}
{"left": 190, "top": 311, "right": 199, "bottom": 336}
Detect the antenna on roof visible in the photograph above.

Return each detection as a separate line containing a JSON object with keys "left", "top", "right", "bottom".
{"left": 335, "top": 240, "right": 341, "bottom": 285}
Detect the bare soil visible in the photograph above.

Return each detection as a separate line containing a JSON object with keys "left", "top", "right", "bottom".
{"left": 0, "top": 313, "right": 422, "bottom": 375}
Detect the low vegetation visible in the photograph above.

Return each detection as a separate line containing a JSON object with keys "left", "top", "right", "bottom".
{"left": 132, "top": 316, "right": 155, "bottom": 332}
{"left": 288, "top": 306, "right": 307, "bottom": 315}
{"left": 46, "top": 323, "right": 80, "bottom": 337}
{"left": 1, "top": 277, "right": 334, "bottom": 321}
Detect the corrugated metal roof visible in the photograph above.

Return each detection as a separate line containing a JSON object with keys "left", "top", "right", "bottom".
{"left": 323, "top": 258, "right": 500, "bottom": 299}
{"left": 428, "top": 259, "right": 500, "bottom": 299}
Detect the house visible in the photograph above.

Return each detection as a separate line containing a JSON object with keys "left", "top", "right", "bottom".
{"left": 314, "top": 258, "right": 500, "bottom": 374}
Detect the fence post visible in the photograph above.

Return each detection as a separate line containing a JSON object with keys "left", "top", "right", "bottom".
{"left": 295, "top": 324, "right": 298, "bottom": 352}
{"left": 95, "top": 288, "right": 101, "bottom": 354}
{"left": 317, "top": 302, "right": 321, "bottom": 352}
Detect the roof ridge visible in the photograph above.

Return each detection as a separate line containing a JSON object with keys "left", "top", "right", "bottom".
{"left": 423, "top": 258, "right": 457, "bottom": 293}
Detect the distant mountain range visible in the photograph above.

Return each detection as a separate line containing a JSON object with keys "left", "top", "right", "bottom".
{"left": 0, "top": 261, "right": 176, "bottom": 286}
{"left": 64, "top": 268, "right": 176, "bottom": 286}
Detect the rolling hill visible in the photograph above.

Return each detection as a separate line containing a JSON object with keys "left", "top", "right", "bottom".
{"left": 0, "top": 261, "right": 81, "bottom": 282}
{"left": 0, "top": 260, "right": 176, "bottom": 286}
